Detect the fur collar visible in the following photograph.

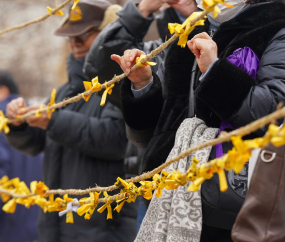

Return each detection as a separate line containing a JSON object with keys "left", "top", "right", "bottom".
{"left": 213, "top": 2, "right": 285, "bottom": 58}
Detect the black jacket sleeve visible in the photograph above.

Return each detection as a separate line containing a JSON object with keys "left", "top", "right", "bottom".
{"left": 6, "top": 124, "right": 46, "bottom": 156}
{"left": 196, "top": 28, "right": 285, "bottom": 135}
{"left": 83, "top": 1, "right": 165, "bottom": 82}
{"left": 46, "top": 100, "right": 127, "bottom": 160}
{"left": 121, "top": 72, "right": 164, "bottom": 148}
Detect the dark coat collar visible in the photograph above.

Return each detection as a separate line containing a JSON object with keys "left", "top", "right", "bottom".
{"left": 213, "top": 2, "right": 285, "bottom": 58}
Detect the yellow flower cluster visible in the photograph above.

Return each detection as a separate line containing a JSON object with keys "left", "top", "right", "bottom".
{"left": 1, "top": 123, "right": 285, "bottom": 222}
{"left": 136, "top": 54, "right": 157, "bottom": 67}
{"left": 168, "top": 0, "right": 233, "bottom": 47}
{"left": 0, "top": 110, "right": 9, "bottom": 134}
{"left": 168, "top": 12, "right": 207, "bottom": 48}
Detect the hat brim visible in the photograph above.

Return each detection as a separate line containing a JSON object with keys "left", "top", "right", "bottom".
{"left": 54, "top": 21, "right": 101, "bottom": 36}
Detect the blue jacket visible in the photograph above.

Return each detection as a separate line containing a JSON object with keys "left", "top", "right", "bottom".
{"left": 0, "top": 94, "right": 43, "bottom": 242}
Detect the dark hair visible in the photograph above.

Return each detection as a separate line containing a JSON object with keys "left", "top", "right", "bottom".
{"left": 0, "top": 71, "right": 19, "bottom": 94}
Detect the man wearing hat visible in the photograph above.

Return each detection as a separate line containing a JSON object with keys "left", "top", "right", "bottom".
{"left": 5, "top": 1, "right": 138, "bottom": 242}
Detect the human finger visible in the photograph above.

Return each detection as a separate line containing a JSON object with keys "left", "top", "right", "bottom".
{"left": 129, "top": 49, "right": 146, "bottom": 62}
{"left": 191, "top": 32, "right": 212, "bottom": 42}
{"left": 111, "top": 54, "right": 129, "bottom": 73}
{"left": 18, "top": 105, "right": 43, "bottom": 117}
{"left": 123, "top": 50, "right": 132, "bottom": 69}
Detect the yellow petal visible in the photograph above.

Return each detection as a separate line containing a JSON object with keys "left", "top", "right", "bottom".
{"left": 82, "top": 81, "right": 93, "bottom": 102}
{"left": 84, "top": 206, "right": 96, "bottom": 220}
{"left": 100, "top": 84, "right": 115, "bottom": 106}
{"left": 46, "top": 6, "right": 64, "bottom": 16}
{"left": 66, "top": 211, "right": 74, "bottom": 223}
{"left": 114, "top": 177, "right": 129, "bottom": 189}
{"left": 0, "top": 175, "right": 9, "bottom": 185}
{"left": 3, "top": 199, "right": 16, "bottom": 213}
{"left": 77, "top": 204, "right": 91, "bottom": 216}
{"left": 271, "top": 137, "right": 285, "bottom": 147}
{"left": 71, "top": 0, "right": 80, "bottom": 10}
{"left": 114, "top": 200, "right": 125, "bottom": 213}
{"left": 168, "top": 12, "right": 206, "bottom": 48}
{"left": 0, "top": 111, "right": 10, "bottom": 134}
{"left": 107, "top": 204, "right": 113, "bottom": 220}
{"left": 156, "top": 188, "right": 162, "bottom": 198}
{"left": 35, "top": 104, "right": 44, "bottom": 118}
{"left": 217, "top": 168, "right": 228, "bottom": 192}
{"left": 47, "top": 89, "right": 57, "bottom": 119}
{"left": 97, "top": 203, "right": 108, "bottom": 214}
{"left": 136, "top": 54, "right": 157, "bottom": 67}
{"left": 91, "top": 77, "right": 102, "bottom": 92}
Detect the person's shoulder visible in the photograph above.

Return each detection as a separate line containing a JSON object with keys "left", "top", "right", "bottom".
{"left": 270, "top": 28, "right": 285, "bottom": 42}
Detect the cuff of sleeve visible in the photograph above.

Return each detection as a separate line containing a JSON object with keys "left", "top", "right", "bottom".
{"left": 131, "top": 77, "right": 154, "bottom": 98}
{"left": 196, "top": 58, "right": 256, "bottom": 120}
{"left": 117, "top": 1, "right": 154, "bottom": 39}
{"left": 199, "top": 58, "right": 219, "bottom": 81}
{"left": 121, "top": 72, "right": 163, "bottom": 130}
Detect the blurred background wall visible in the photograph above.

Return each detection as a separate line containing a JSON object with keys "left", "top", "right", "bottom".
{"left": 0, "top": 0, "right": 159, "bottom": 103}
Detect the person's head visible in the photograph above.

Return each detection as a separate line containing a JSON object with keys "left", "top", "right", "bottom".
{"left": 165, "top": 0, "right": 198, "bottom": 18}
{"left": 55, "top": 0, "right": 121, "bottom": 59}
{"left": 0, "top": 71, "right": 19, "bottom": 102}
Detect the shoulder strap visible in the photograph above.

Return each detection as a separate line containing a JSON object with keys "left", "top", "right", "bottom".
{"left": 189, "top": 59, "right": 197, "bottom": 117}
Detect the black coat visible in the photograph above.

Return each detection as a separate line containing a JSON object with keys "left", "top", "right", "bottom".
{"left": 121, "top": 2, "right": 285, "bottom": 176}
{"left": 83, "top": 1, "right": 181, "bottom": 108}
{"left": 6, "top": 55, "right": 138, "bottom": 242}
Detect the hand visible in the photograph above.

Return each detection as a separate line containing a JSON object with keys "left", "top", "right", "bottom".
{"left": 111, "top": 49, "right": 152, "bottom": 90}
{"left": 24, "top": 105, "right": 50, "bottom": 130}
{"left": 187, "top": 32, "right": 218, "bottom": 74}
{"left": 6, "top": 97, "right": 27, "bottom": 126}
{"left": 138, "top": 0, "right": 164, "bottom": 18}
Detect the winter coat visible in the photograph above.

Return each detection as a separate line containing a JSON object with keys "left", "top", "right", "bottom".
{"left": 121, "top": 1, "right": 285, "bottom": 173}
{"left": 124, "top": 141, "right": 145, "bottom": 179}
{"left": 0, "top": 94, "right": 43, "bottom": 242}
{"left": 83, "top": 1, "right": 181, "bottom": 108}
{"left": 84, "top": 1, "right": 177, "bottom": 177}
{"left": 6, "top": 55, "right": 138, "bottom": 242}
{"left": 120, "top": 2, "right": 285, "bottom": 227}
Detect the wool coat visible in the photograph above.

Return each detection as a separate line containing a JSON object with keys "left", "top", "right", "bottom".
{"left": 6, "top": 54, "right": 138, "bottom": 242}
{"left": 120, "top": 2, "right": 285, "bottom": 229}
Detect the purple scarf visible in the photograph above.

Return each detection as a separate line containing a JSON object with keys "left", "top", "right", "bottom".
{"left": 216, "top": 47, "right": 259, "bottom": 158}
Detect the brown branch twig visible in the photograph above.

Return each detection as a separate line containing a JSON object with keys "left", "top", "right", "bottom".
{"left": 0, "top": 188, "right": 36, "bottom": 198}
{"left": 0, "top": 0, "right": 73, "bottom": 36}
{"left": 2, "top": 106, "right": 285, "bottom": 200}
{"left": 7, "top": 10, "right": 208, "bottom": 124}
{"left": 46, "top": 106, "right": 285, "bottom": 195}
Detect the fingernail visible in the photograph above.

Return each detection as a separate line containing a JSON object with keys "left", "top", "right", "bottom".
{"left": 130, "top": 55, "right": 133, "bottom": 61}
{"left": 127, "top": 62, "right": 130, "bottom": 67}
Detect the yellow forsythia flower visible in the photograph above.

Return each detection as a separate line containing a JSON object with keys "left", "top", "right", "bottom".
{"left": 136, "top": 54, "right": 157, "bottom": 67}
{"left": 202, "top": 0, "right": 233, "bottom": 18}
{"left": 168, "top": 12, "right": 206, "bottom": 47}
{"left": 47, "top": 89, "right": 56, "bottom": 119}
{"left": 35, "top": 104, "right": 44, "bottom": 118}
{"left": 72, "top": 0, "right": 80, "bottom": 10}
{"left": 82, "top": 77, "right": 102, "bottom": 102}
{"left": 46, "top": 6, "right": 64, "bottom": 16}
{"left": 100, "top": 83, "right": 115, "bottom": 106}
{"left": 0, "top": 111, "right": 10, "bottom": 134}
{"left": 3, "top": 198, "right": 16, "bottom": 213}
